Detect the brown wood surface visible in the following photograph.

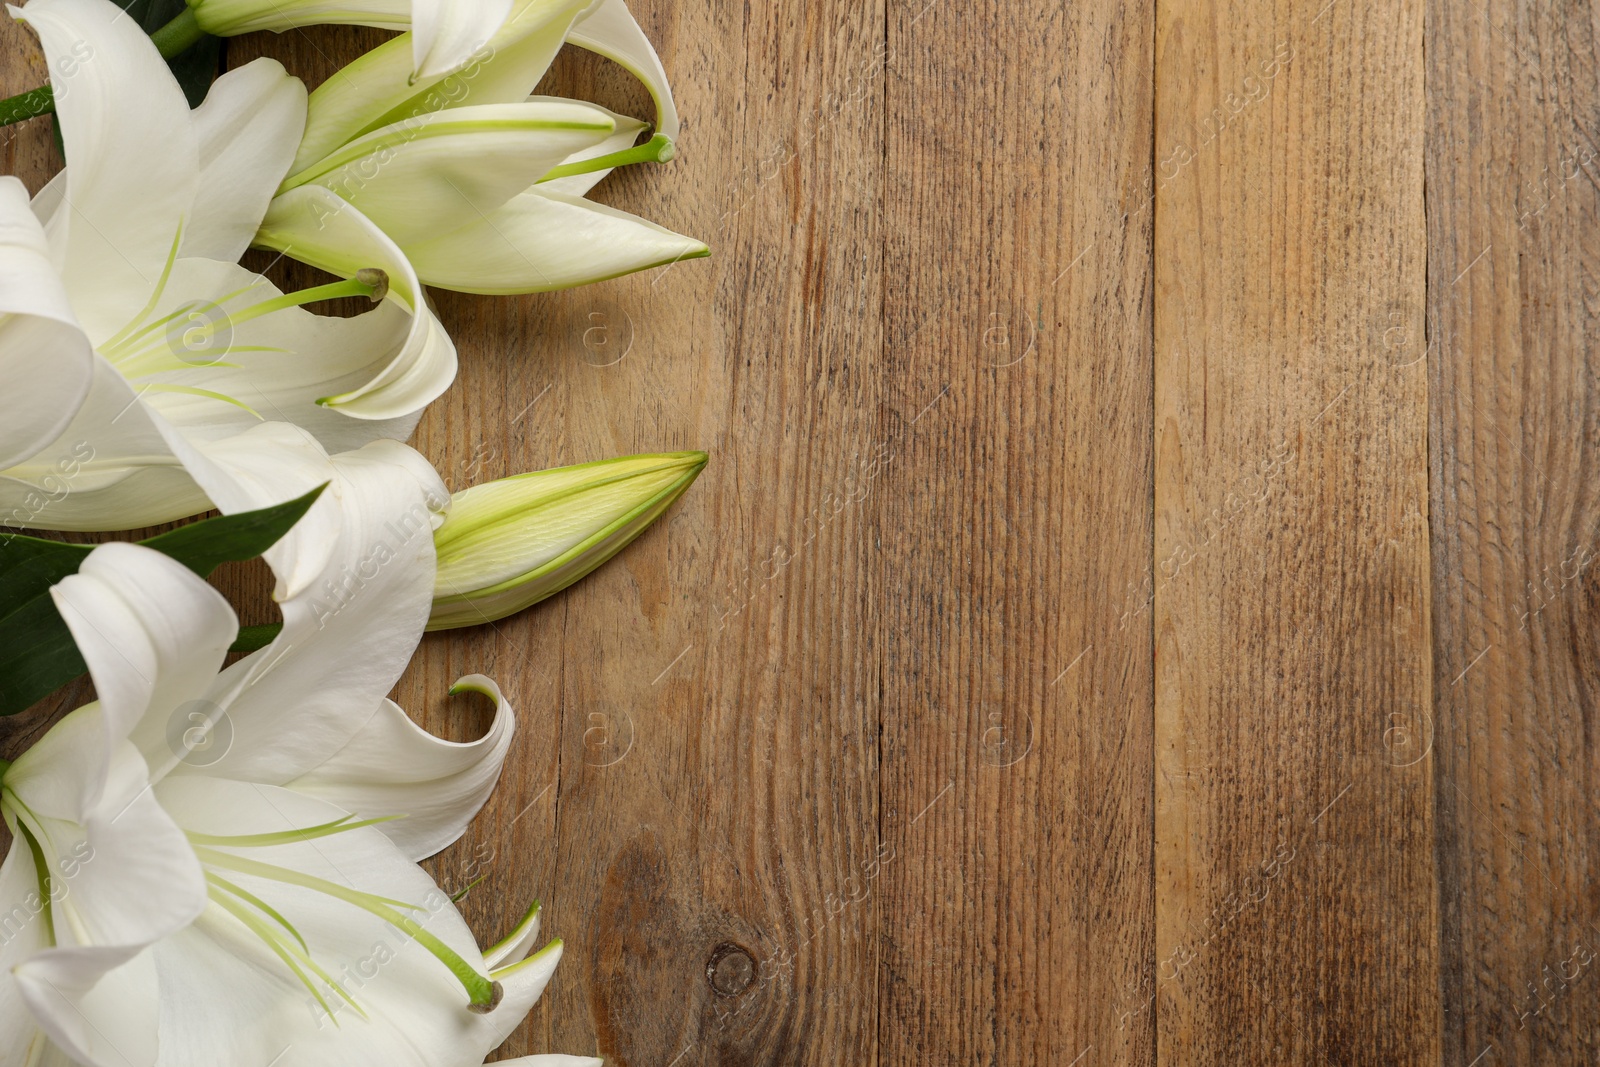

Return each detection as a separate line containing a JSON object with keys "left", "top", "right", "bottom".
{"left": 875, "top": 0, "right": 1156, "bottom": 1065}
{"left": 0, "top": 0, "right": 1596, "bottom": 1063}
{"left": 1426, "top": 0, "right": 1600, "bottom": 1063}
{"left": 1151, "top": 0, "right": 1440, "bottom": 1062}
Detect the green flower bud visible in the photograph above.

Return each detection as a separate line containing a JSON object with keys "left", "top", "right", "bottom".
{"left": 428, "top": 451, "right": 707, "bottom": 630}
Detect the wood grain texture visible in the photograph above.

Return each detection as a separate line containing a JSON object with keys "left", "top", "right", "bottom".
{"left": 3, "top": 0, "right": 1599, "bottom": 1062}
{"left": 876, "top": 0, "right": 1156, "bottom": 1065}
{"left": 499, "top": 0, "right": 889, "bottom": 1061}
{"left": 1151, "top": 0, "right": 1438, "bottom": 1063}
{"left": 1426, "top": 1, "right": 1600, "bottom": 1063}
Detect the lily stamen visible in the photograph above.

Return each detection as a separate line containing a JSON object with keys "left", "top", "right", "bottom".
{"left": 98, "top": 224, "right": 187, "bottom": 354}
{"left": 186, "top": 813, "right": 402, "bottom": 849}
{"left": 207, "top": 883, "right": 368, "bottom": 1023}
{"left": 193, "top": 843, "right": 500, "bottom": 1010}
{"left": 536, "top": 132, "right": 676, "bottom": 184}
{"left": 180, "top": 269, "right": 390, "bottom": 344}
{"left": 110, "top": 269, "right": 391, "bottom": 377}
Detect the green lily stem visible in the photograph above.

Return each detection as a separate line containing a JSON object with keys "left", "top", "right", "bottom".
{"left": 0, "top": 8, "right": 205, "bottom": 128}
{"left": 148, "top": 7, "right": 206, "bottom": 56}
{"left": 0, "top": 86, "right": 52, "bottom": 127}
{"left": 537, "top": 133, "right": 676, "bottom": 183}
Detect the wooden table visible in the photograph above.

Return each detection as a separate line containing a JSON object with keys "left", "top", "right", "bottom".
{"left": 3, "top": 0, "right": 1596, "bottom": 1062}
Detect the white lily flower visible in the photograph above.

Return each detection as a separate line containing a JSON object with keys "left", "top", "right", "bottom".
{"left": 254, "top": 0, "right": 706, "bottom": 296}
{"left": 0, "top": 437, "right": 584, "bottom": 1067}
{"left": 0, "top": 0, "right": 457, "bottom": 531}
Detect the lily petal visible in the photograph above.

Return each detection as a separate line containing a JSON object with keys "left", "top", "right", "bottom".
{"left": 0, "top": 838, "right": 50, "bottom": 1064}
{"left": 569, "top": 0, "right": 679, "bottom": 145}
{"left": 0, "top": 358, "right": 206, "bottom": 531}
{"left": 10, "top": 733, "right": 205, "bottom": 1067}
{"left": 483, "top": 900, "right": 540, "bottom": 970}
{"left": 173, "top": 440, "right": 447, "bottom": 784}
{"left": 402, "top": 185, "right": 708, "bottom": 295}
{"left": 291, "top": 0, "right": 591, "bottom": 174}
{"left": 189, "top": 0, "right": 412, "bottom": 36}
{"left": 483, "top": 938, "right": 562, "bottom": 1048}
{"left": 29, "top": 169, "right": 64, "bottom": 229}
{"left": 11, "top": 0, "right": 198, "bottom": 342}
{"left": 15, "top": 949, "right": 161, "bottom": 1067}
{"left": 281, "top": 101, "right": 615, "bottom": 245}
{"left": 45, "top": 543, "right": 235, "bottom": 813}
{"left": 183, "top": 59, "right": 309, "bottom": 263}
{"left": 189, "top": 0, "right": 508, "bottom": 80}
{"left": 409, "top": 0, "right": 512, "bottom": 80}
{"left": 255, "top": 187, "right": 457, "bottom": 418}
{"left": 0, "top": 177, "right": 93, "bottom": 471}
{"left": 288, "top": 676, "right": 515, "bottom": 861}
{"left": 152, "top": 422, "right": 352, "bottom": 606}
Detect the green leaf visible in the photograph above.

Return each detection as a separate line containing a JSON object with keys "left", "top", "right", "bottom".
{"left": 0, "top": 485, "right": 325, "bottom": 715}
{"left": 0, "top": 593, "right": 91, "bottom": 716}
{"left": 229, "top": 622, "right": 284, "bottom": 654}
{"left": 140, "top": 484, "right": 325, "bottom": 577}
{"left": 0, "top": 534, "right": 92, "bottom": 608}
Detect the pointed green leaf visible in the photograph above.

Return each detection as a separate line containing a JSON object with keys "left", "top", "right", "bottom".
{"left": 0, "top": 484, "right": 324, "bottom": 715}
{"left": 139, "top": 483, "right": 325, "bottom": 576}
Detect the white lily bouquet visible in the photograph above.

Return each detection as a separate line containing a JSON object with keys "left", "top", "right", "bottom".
{"left": 0, "top": 0, "right": 706, "bottom": 1061}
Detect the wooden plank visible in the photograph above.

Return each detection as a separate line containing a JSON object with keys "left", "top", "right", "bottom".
{"left": 498, "top": 1, "right": 890, "bottom": 1063}
{"left": 1151, "top": 0, "right": 1438, "bottom": 1063}
{"left": 1426, "top": 1, "right": 1600, "bottom": 1062}
{"left": 876, "top": 0, "right": 1156, "bottom": 1064}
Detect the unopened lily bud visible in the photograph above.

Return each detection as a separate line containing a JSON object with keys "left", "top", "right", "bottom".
{"left": 428, "top": 451, "right": 707, "bottom": 630}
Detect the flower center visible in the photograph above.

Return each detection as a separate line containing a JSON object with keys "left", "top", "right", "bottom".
{"left": 0, "top": 785, "right": 65, "bottom": 947}
{"left": 93, "top": 223, "right": 389, "bottom": 412}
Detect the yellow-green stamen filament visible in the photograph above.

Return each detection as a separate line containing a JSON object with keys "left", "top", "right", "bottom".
{"left": 207, "top": 884, "right": 367, "bottom": 1023}
{"left": 537, "top": 133, "right": 674, "bottom": 183}
{"left": 187, "top": 814, "right": 401, "bottom": 849}
{"left": 108, "top": 269, "right": 390, "bottom": 377}
{"left": 207, "top": 871, "right": 309, "bottom": 952}
{"left": 100, "top": 224, "right": 186, "bottom": 353}
{"left": 177, "top": 273, "right": 388, "bottom": 344}
{"left": 194, "top": 845, "right": 497, "bottom": 1009}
